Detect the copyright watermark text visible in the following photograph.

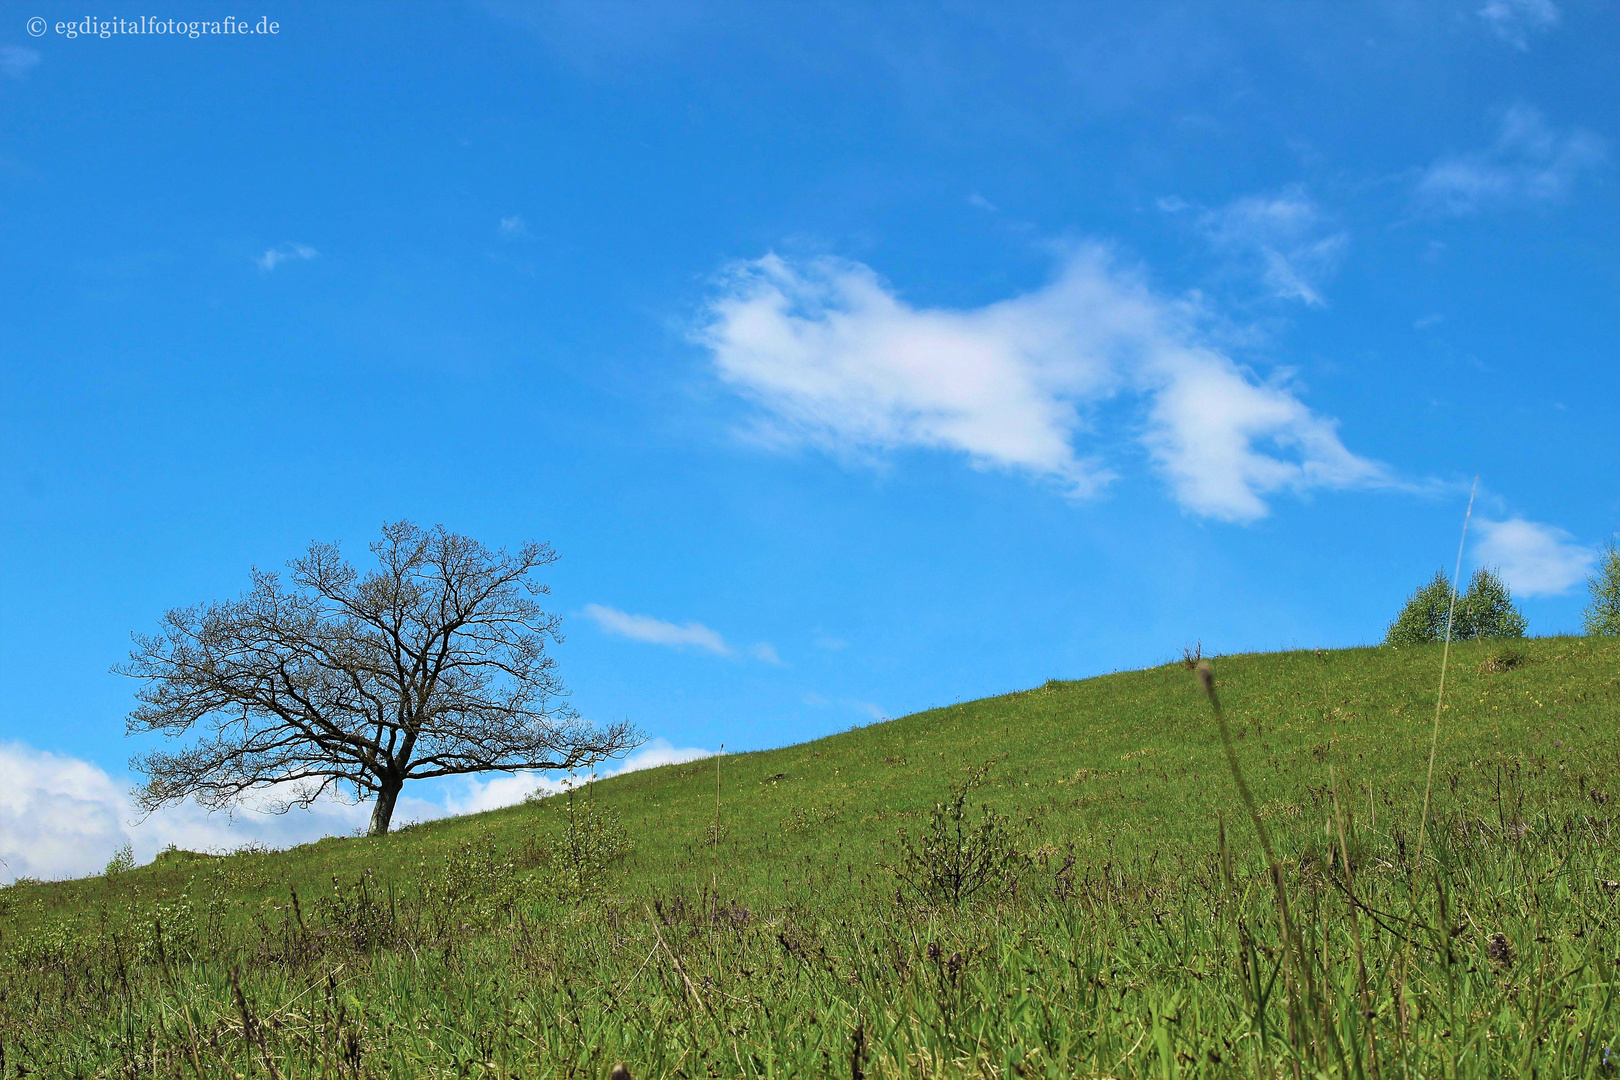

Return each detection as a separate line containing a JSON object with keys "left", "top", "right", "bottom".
{"left": 27, "top": 15, "right": 280, "bottom": 39}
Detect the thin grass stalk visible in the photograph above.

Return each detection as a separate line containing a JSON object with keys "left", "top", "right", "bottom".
{"left": 713, "top": 744, "right": 723, "bottom": 980}
{"left": 1330, "top": 763, "right": 1377, "bottom": 1080}
{"left": 1197, "top": 661, "right": 1343, "bottom": 1073}
{"left": 1396, "top": 476, "right": 1477, "bottom": 1051}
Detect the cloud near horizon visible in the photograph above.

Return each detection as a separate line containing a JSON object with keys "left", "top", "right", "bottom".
{"left": 1473, "top": 517, "right": 1596, "bottom": 598}
{"left": 0, "top": 737, "right": 710, "bottom": 884}
{"left": 697, "top": 247, "right": 1387, "bottom": 523}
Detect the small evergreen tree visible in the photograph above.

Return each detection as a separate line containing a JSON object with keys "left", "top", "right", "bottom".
{"left": 1386, "top": 570, "right": 1456, "bottom": 647}
{"left": 1458, "top": 566, "right": 1526, "bottom": 639}
{"left": 1584, "top": 539, "right": 1620, "bottom": 636}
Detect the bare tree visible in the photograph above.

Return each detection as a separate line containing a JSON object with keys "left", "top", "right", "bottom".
{"left": 120, "top": 521, "right": 640, "bottom": 836}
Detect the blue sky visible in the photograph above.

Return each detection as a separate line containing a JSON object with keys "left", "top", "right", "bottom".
{"left": 2, "top": 0, "right": 1615, "bottom": 878}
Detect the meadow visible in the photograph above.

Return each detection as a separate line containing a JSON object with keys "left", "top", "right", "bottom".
{"left": 3, "top": 634, "right": 1620, "bottom": 1078}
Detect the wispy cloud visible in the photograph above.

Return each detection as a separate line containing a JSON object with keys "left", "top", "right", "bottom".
{"left": 1192, "top": 187, "right": 1348, "bottom": 307}
{"left": 498, "top": 215, "right": 528, "bottom": 239}
{"left": 583, "top": 603, "right": 731, "bottom": 654}
{"left": 1478, "top": 0, "right": 1559, "bottom": 49}
{"left": 0, "top": 45, "right": 41, "bottom": 80}
{"left": 255, "top": 242, "right": 319, "bottom": 271}
{"left": 697, "top": 247, "right": 1386, "bottom": 523}
{"left": 582, "top": 604, "right": 779, "bottom": 663}
{"left": 1473, "top": 517, "right": 1596, "bottom": 597}
{"left": 1417, "top": 105, "right": 1605, "bottom": 215}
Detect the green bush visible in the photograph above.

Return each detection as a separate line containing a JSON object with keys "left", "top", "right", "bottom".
{"left": 1386, "top": 570, "right": 1455, "bottom": 646}
{"left": 1583, "top": 539, "right": 1620, "bottom": 636}
{"left": 1458, "top": 566, "right": 1527, "bottom": 639}
{"left": 526, "top": 787, "right": 631, "bottom": 900}
{"left": 1386, "top": 566, "right": 1525, "bottom": 646}
{"left": 893, "top": 762, "right": 1027, "bottom": 906}
{"left": 136, "top": 896, "right": 200, "bottom": 964}
{"left": 103, "top": 843, "right": 135, "bottom": 877}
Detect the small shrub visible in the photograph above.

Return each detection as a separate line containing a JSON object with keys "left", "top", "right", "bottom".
{"left": 427, "top": 836, "right": 521, "bottom": 924}
{"left": 1584, "top": 539, "right": 1620, "bottom": 636}
{"left": 893, "top": 762, "right": 1028, "bottom": 906}
{"left": 525, "top": 788, "right": 631, "bottom": 900}
{"left": 782, "top": 805, "right": 841, "bottom": 833}
{"left": 103, "top": 843, "right": 136, "bottom": 877}
{"left": 1480, "top": 645, "right": 1527, "bottom": 673}
{"left": 137, "top": 896, "right": 200, "bottom": 964}
{"left": 313, "top": 871, "right": 395, "bottom": 950}
{"left": 8, "top": 921, "right": 87, "bottom": 975}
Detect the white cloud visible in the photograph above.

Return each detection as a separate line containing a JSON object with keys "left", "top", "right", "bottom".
{"left": 1473, "top": 517, "right": 1596, "bottom": 597}
{"left": 1478, "top": 0, "right": 1559, "bottom": 49}
{"left": 697, "top": 247, "right": 1386, "bottom": 523}
{"left": 1417, "top": 105, "right": 1605, "bottom": 214}
{"left": 498, "top": 215, "right": 528, "bottom": 238}
{"left": 581, "top": 604, "right": 781, "bottom": 663}
{"left": 0, "top": 741, "right": 443, "bottom": 883}
{"left": 582, "top": 603, "right": 732, "bottom": 654}
{"left": 0, "top": 46, "right": 42, "bottom": 80}
{"left": 1195, "top": 187, "right": 1348, "bottom": 307}
{"left": 0, "top": 743, "right": 127, "bottom": 881}
{"left": 0, "top": 735, "right": 709, "bottom": 884}
{"left": 255, "top": 242, "right": 319, "bottom": 271}
{"left": 460, "top": 738, "right": 716, "bottom": 809}
{"left": 1142, "top": 350, "right": 1379, "bottom": 521}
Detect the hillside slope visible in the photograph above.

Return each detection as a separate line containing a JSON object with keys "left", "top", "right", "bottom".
{"left": 5, "top": 636, "right": 1620, "bottom": 1078}
{"left": 8, "top": 635, "right": 1617, "bottom": 926}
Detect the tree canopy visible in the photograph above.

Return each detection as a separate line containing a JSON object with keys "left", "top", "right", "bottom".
{"left": 120, "top": 521, "right": 640, "bottom": 835}
{"left": 1584, "top": 539, "right": 1620, "bottom": 636}
{"left": 1385, "top": 566, "right": 1526, "bottom": 647}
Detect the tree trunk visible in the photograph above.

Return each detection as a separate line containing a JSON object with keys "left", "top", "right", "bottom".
{"left": 368, "top": 776, "right": 402, "bottom": 837}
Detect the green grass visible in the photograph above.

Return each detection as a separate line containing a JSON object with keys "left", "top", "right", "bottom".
{"left": 4, "top": 635, "right": 1620, "bottom": 1077}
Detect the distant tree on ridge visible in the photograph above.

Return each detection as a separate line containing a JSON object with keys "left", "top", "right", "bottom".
{"left": 1584, "top": 539, "right": 1620, "bottom": 636}
{"left": 1385, "top": 566, "right": 1525, "bottom": 647}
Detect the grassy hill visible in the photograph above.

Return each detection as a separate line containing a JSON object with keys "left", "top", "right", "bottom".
{"left": 3, "top": 635, "right": 1619, "bottom": 1077}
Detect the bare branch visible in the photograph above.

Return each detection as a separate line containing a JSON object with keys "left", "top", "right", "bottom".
{"left": 120, "top": 521, "right": 642, "bottom": 834}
